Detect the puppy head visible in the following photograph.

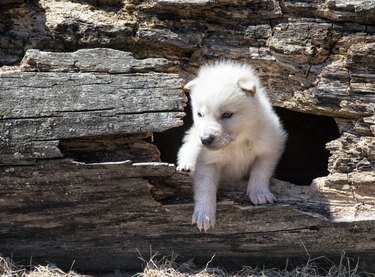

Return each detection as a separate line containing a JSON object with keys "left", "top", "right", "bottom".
{"left": 185, "top": 61, "right": 260, "bottom": 149}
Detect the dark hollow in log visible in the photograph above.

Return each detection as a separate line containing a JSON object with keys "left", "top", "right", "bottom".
{"left": 151, "top": 93, "right": 193, "bottom": 166}
{"left": 59, "top": 134, "right": 161, "bottom": 163}
{"left": 274, "top": 107, "right": 341, "bottom": 186}
{"left": 152, "top": 105, "right": 341, "bottom": 186}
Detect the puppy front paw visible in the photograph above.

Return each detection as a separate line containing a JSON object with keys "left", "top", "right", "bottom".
{"left": 192, "top": 203, "right": 216, "bottom": 232}
{"left": 176, "top": 163, "right": 194, "bottom": 172}
{"left": 247, "top": 185, "right": 276, "bottom": 205}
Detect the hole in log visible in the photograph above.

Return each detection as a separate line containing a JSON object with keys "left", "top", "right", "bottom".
{"left": 152, "top": 103, "right": 340, "bottom": 186}
{"left": 151, "top": 103, "right": 193, "bottom": 165}
{"left": 59, "top": 134, "right": 160, "bottom": 163}
{"left": 274, "top": 107, "right": 340, "bottom": 186}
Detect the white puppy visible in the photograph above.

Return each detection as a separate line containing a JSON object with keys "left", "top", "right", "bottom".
{"left": 177, "top": 60, "right": 287, "bottom": 232}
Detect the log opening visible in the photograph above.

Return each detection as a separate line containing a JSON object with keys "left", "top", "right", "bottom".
{"left": 275, "top": 107, "right": 340, "bottom": 186}
{"left": 58, "top": 134, "right": 161, "bottom": 164}
{"left": 153, "top": 105, "right": 341, "bottom": 186}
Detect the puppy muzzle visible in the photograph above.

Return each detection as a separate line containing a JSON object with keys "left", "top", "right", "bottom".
{"left": 200, "top": 135, "right": 215, "bottom": 146}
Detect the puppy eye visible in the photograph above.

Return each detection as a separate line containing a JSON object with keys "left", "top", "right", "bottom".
{"left": 222, "top": 112, "right": 233, "bottom": 119}
{"left": 197, "top": 112, "right": 203, "bottom": 117}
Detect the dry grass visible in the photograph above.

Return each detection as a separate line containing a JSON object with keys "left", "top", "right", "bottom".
{"left": 136, "top": 252, "right": 373, "bottom": 277}
{"left": 0, "top": 253, "right": 373, "bottom": 277}
{"left": 0, "top": 256, "right": 90, "bottom": 277}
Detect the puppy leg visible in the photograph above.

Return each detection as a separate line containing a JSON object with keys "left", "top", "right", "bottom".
{"left": 192, "top": 164, "right": 219, "bottom": 232}
{"left": 247, "top": 155, "right": 278, "bottom": 205}
{"left": 177, "top": 130, "right": 200, "bottom": 172}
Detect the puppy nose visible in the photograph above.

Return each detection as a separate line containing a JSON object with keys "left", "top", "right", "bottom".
{"left": 201, "top": 135, "right": 215, "bottom": 146}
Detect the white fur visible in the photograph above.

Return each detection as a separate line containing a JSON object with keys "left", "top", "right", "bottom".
{"left": 177, "top": 61, "right": 287, "bottom": 232}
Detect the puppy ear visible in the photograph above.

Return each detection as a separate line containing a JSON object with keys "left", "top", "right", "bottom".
{"left": 237, "top": 78, "right": 256, "bottom": 96}
{"left": 184, "top": 79, "right": 198, "bottom": 91}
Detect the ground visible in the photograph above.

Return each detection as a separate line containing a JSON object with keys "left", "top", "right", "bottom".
{"left": 1, "top": 253, "right": 372, "bottom": 277}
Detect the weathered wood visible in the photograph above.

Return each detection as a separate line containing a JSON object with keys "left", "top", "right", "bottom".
{"left": 1, "top": 161, "right": 375, "bottom": 272}
{"left": 0, "top": 49, "right": 187, "bottom": 164}
{"left": 1, "top": 73, "right": 184, "bottom": 120}
{"left": 20, "top": 48, "right": 179, "bottom": 73}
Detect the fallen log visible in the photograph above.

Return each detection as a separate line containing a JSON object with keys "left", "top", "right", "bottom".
{"left": 1, "top": 49, "right": 375, "bottom": 273}
{"left": 2, "top": 160, "right": 375, "bottom": 272}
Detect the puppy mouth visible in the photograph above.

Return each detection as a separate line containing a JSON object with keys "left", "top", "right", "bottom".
{"left": 202, "top": 144, "right": 224, "bottom": 150}
{"left": 202, "top": 138, "right": 233, "bottom": 150}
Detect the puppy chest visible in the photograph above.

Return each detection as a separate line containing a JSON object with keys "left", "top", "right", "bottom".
{"left": 219, "top": 148, "right": 256, "bottom": 179}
